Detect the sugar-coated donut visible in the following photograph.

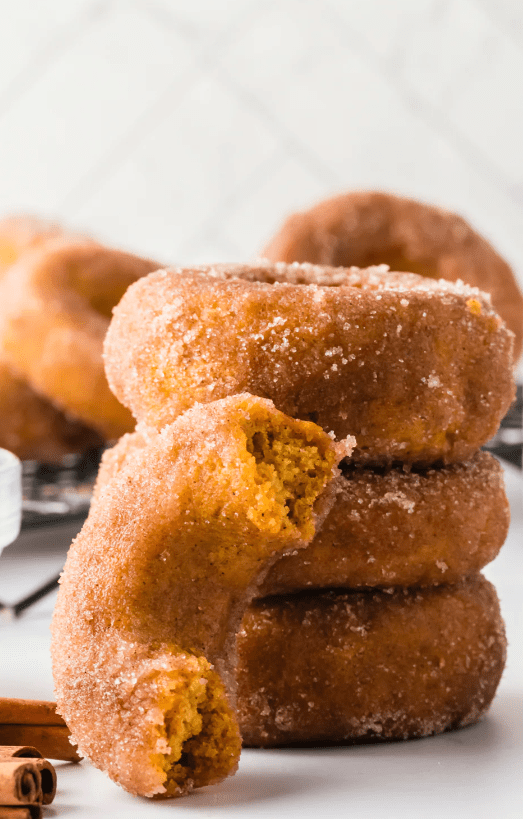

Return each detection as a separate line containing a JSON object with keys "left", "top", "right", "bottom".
{"left": 236, "top": 576, "right": 506, "bottom": 746}
{"left": 261, "top": 451, "right": 508, "bottom": 593}
{"left": 104, "top": 262, "right": 514, "bottom": 465}
{"left": 0, "top": 217, "right": 103, "bottom": 460}
{"left": 98, "top": 434, "right": 507, "bottom": 592}
{"left": 262, "top": 191, "right": 523, "bottom": 360}
{"left": 51, "top": 394, "right": 345, "bottom": 797}
{"left": 0, "top": 361, "right": 102, "bottom": 461}
{"left": 0, "top": 240, "right": 160, "bottom": 440}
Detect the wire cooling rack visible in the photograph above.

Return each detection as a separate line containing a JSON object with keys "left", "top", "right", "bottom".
{"left": 21, "top": 446, "right": 105, "bottom": 528}
{"left": 0, "top": 447, "right": 104, "bottom": 619}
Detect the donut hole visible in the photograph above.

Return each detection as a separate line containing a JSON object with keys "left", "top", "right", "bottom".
{"left": 243, "top": 419, "right": 335, "bottom": 540}
{"left": 152, "top": 665, "right": 239, "bottom": 796}
{"left": 341, "top": 250, "right": 437, "bottom": 280}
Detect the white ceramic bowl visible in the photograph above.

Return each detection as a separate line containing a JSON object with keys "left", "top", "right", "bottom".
{"left": 0, "top": 448, "right": 22, "bottom": 552}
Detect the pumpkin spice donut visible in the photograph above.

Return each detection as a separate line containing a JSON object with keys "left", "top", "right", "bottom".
{"left": 262, "top": 191, "right": 523, "bottom": 360}
{"left": 51, "top": 394, "right": 347, "bottom": 797}
{"left": 236, "top": 575, "right": 506, "bottom": 746}
{"left": 0, "top": 361, "right": 102, "bottom": 461}
{"left": 0, "top": 217, "right": 102, "bottom": 460}
{"left": 104, "top": 262, "right": 514, "bottom": 465}
{"left": 0, "top": 239, "right": 160, "bottom": 440}
{"left": 97, "top": 435, "right": 508, "bottom": 592}
{"left": 260, "top": 450, "right": 508, "bottom": 594}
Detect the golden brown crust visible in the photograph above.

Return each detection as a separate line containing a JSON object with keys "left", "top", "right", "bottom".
{"left": 51, "top": 394, "right": 342, "bottom": 797}
{"left": 0, "top": 240, "right": 160, "bottom": 440}
{"left": 98, "top": 435, "right": 508, "bottom": 592}
{"left": 104, "top": 261, "right": 514, "bottom": 465}
{"left": 236, "top": 576, "right": 506, "bottom": 746}
{"left": 0, "top": 217, "right": 103, "bottom": 460}
{"left": 261, "top": 451, "right": 509, "bottom": 593}
{"left": 262, "top": 191, "right": 523, "bottom": 361}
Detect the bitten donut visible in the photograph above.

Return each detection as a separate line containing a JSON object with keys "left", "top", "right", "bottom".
{"left": 0, "top": 361, "right": 102, "bottom": 461}
{"left": 236, "top": 576, "right": 506, "bottom": 746}
{"left": 51, "top": 394, "right": 346, "bottom": 797}
{"left": 98, "top": 434, "right": 508, "bottom": 592}
{"left": 104, "top": 262, "right": 514, "bottom": 465}
{"left": 0, "top": 240, "right": 160, "bottom": 440}
{"left": 262, "top": 191, "right": 523, "bottom": 360}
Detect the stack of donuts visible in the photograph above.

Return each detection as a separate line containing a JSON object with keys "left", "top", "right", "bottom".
{"left": 51, "top": 255, "right": 514, "bottom": 798}
{"left": 104, "top": 260, "right": 514, "bottom": 746}
{"left": 238, "top": 191, "right": 523, "bottom": 746}
{"left": 0, "top": 216, "right": 160, "bottom": 460}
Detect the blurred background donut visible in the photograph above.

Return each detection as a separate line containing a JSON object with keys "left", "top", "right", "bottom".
{"left": 0, "top": 218, "right": 104, "bottom": 460}
{"left": 262, "top": 192, "right": 523, "bottom": 361}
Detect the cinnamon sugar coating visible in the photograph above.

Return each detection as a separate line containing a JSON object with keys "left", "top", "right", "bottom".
{"left": 51, "top": 394, "right": 343, "bottom": 797}
{"left": 262, "top": 191, "right": 523, "bottom": 360}
{"left": 237, "top": 576, "right": 506, "bottom": 746}
{"left": 0, "top": 240, "right": 160, "bottom": 440}
{"left": 261, "top": 451, "right": 509, "bottom": 593}
{"left": 99, "top": 435, "right": 507, "bottom": 592}
{"left": 105, "top": 261, "right": 514, "bottom": 465}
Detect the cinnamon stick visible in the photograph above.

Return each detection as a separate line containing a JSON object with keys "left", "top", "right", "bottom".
{"left": 0, "top": 727, "right": 79, "bottom": 763}
{"left": 0, "top": 700, "right": 80, "bottom": 762}
{"left": 0, "top": 807, "right": 42, "bottom": 818}
{"left": 0, "top": 759, "right": 40, "bottom": 805}
{"left": 0, "top": 751, "right": 56, "bottom": 806}
{"left": 27, "top": 760, "right": 55, "bottom": 807}
{"left": 0, "top": 750, "right": 41, "bottom": 760}
{"left": 0, "top": 701, "right": 65, "bottom": 728}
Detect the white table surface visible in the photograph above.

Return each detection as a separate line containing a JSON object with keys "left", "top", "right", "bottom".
{"left": 0, "top": 462, "right": 521, "bottom": 819}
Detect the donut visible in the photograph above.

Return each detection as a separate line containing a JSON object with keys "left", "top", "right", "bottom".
{"left": 51, "top": 394, "right": 346, "bottom": 797}
{"left": 97, "top": 433, "right": 507, "bottom": 592}
{"left": 0, "top": 217, "right": 103, "bottom": 460}
{"left": 0, "top": 240, "right": 160, "bottom": 440}
{"left": 104, "top": 261, "right": 514, "bottom": 465}
{"left": 260, "top": 450, "right": 508, "bottom": 593}
{"left": 0, "top": 214, "right": 70, "bottom": 275}
{"left": 0, "top": 361, "right": 102, "bottom": 461}
{"left": 262, "top": 191, "right": 523, "bottom": 361}
{"left": 236, "top": 575, "right": 506, "bottom": 746}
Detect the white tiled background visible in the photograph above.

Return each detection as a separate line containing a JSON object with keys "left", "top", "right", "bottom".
{"left": 1, "top": 0, "right": 523, "bottom": 290}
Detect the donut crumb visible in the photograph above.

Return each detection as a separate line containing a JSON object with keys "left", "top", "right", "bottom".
{"left": 151, "top": 663, "right": 239, "bottom": 796}
{"left": 243, "top": 417, "right": 337, "bottom": 540}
